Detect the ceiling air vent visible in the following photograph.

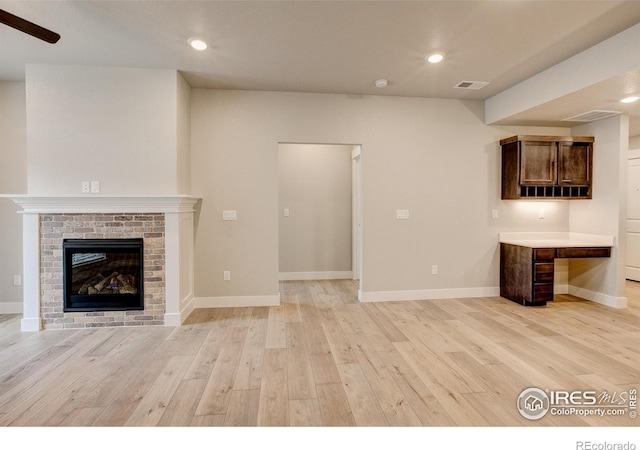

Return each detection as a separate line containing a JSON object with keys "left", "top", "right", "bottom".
{"left": 454, "top": 81, "right": 489, "bottom": 90}
{"left": 562, "top": 110, "right": 621, "bottom": 122}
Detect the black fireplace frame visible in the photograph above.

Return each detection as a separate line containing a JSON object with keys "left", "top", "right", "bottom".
{"left": 63, "top": 238, "right": 144, "bottom": 312}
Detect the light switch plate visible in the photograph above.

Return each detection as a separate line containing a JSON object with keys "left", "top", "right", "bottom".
{"left": 396, "top": 209, "right": 410, "bottom": 220}
{"left": 222, "top": 210, "right": 237, "bottom": 221}
{"left": 283, "top": 208, "right": 290, "bottom": 217}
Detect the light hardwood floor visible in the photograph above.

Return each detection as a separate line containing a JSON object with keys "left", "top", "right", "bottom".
{"left": 0, "top": 280, "right": 638, "bottom": 427}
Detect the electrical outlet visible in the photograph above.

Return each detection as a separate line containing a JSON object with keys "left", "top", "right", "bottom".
{"left": 13, "top": 275, "right": 22, "bottom": 286}
{"left": 492, "top": 209, "right": 498, "bottom": 219}
{"left": 538, "top": 209, "right": 545, "bottom": 219}
{"left": 223, "top": 271, "right": 231, "bottom": 281}
{"left": 432, "top": 265, "right": 438, "bottom": 275}
{"left": 90, "top": 181, "right": 100, "bottom": 193}
{"left": 81, "top": 181, "right": 90, "bottom": 193}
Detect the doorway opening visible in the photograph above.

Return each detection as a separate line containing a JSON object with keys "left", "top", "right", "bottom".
{"left": 278, "top": 143, "right": 363, "bottom": 292}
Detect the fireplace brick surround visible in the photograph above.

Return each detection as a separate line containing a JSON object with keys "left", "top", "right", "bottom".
{"left": 40, "top": 213, "right": 165, "bottom": 329}
{"left": 4, "top": 195, "right": 200, "bottom": 332}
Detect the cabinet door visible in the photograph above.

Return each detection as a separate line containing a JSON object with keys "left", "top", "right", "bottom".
{"left": 558, "top": 142, "right": 591, "bottom": 185}
{"left": 520, "top": 141, "right": 557, "bottom": 185}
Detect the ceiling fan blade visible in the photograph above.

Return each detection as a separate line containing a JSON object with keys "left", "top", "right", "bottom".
{"left": 0, "top": 9, "right": 60, "bottom": 43}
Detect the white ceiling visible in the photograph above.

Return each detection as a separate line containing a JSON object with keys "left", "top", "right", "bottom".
{"left": 1, "top": 0, "right": 640, "bottom": 135}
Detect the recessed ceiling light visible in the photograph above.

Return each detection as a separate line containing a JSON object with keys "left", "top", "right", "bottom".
{"left": 374, "top": 79, "right": 388, "bottom": 88}
{"left": 620, "top": 96, "right": 639, "bottom": 104}
{"left": 188, "top": 38, "right": 208, "bottom": 51}
{"left": 427, "top": 53, "right": 444, "bottom": 64}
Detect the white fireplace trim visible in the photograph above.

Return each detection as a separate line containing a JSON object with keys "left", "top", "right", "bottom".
{"left": 3, "top": 195, "right": 201, "bottom": 331}
{"left": 3, "top": 195, "right": 201, "bottom": 214}
{"left": 22, "top": 213, "right": 40, "bottom": 332}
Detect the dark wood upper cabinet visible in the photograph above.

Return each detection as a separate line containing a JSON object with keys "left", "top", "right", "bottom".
{"left": 500, "top": 135, "right": 594, "bottom": 199}
{"left": 558, "top": 141, "right": 592, "bottom": 186}
{"left": 520, "top": 141, "right": 557, "bottom": 185}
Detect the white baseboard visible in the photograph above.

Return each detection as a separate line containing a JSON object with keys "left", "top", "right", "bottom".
{"left": 21, "top": 316, "right": 41, "bottom": 332}
{"left": 173, "top": 294, "right": 196, "bottom": 326}
{"left": 162, "top": 293, "right": 197, "bottom": 326}
{"left": 568, "top": 286, "right": 628, "bottom": 309}
{"left": 358, "top": 287, "right": 500, "bottom": 303}
{"left": 357, "top": 285, "right": 627, "bottom": 309}
{"left": 626, "top": 266, "right": 640, "bottom": 282}
{"left": 195, "top": 294, "right": 280, "bottom": 308}
{"left": 554, "top": 284, "right": 569, "bottom": 295}
{"left": 279, "top": 271, "right": 353, "bottom": 281}
{"left": 164, "top": 312, "right": 182, "bottom": 327}
{"left": 0, "top": 302, "right": 23, "bottom": 315}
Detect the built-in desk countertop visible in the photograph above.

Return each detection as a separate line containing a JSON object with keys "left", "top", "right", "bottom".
{"left": 499, "top": 232, "right": 613, "bottom": 306}
{"left": 499, "top": 232, "right": 614, "bottom": 249}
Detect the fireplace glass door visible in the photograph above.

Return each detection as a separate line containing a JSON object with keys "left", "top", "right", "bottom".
{"left": 63, "top": 238, "right": 144, "bottom": 312}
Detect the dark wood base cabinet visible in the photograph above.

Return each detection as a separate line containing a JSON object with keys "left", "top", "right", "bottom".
{"left": 499, "top": 243, "right": 611, "bottom": 306}
{"left": 500, "top": 244, "right": 552, "bottom": 306}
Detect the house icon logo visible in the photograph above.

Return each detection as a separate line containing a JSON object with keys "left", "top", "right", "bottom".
{"left": 517, "top": 387, "right": 550, "bottom": 420}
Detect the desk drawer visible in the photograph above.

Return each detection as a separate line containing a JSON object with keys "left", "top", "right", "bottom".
{"left": 534, "top": 263, "right": 554, "bottom": 282}
{"left": 533, "top": 248, "right": 555, "bottom": 261}
{"left": 533, "top": 284, "right": 553, "bottom": 303}
{"left": 556, "top": 247, "right": 611, "bottom": 258}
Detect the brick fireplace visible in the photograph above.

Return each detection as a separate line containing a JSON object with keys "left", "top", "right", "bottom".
{"left": 43, "top": 214, "right": 162, "bottom": 328}
{"left": 5, "top": 195, "right": 200, "bottom": 331}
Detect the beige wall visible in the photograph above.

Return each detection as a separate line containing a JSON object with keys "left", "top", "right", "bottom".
{"left": 176, "top": 73, "right": 192, "bottom": 194}
{"left": 278, "top": 143, "right": 352, "bottom": 275}
{"left": 0, "top": 82, "right": 27, "bottom": 309}
{"left": 191, "top": 89, "right": 571, "bottom": 300}
{"left": 3, "top": 66, "right": 631, "bottom": 310}
{"left": 3, "top": 66, "right": 192, "bottom": 311}
{"left": 570, "top": 115, "right": 629, "bottom": 300}
{"left": 25, "top": 64, "right": 186, "bottom": 195}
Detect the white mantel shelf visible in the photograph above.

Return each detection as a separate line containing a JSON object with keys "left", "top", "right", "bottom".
{"left": 2, "top": 194, "right": 201, "bottom": 214}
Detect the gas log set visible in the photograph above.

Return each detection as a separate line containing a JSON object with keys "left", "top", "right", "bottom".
{"left": 63, "top": 238, "right": 144, "bottom": 312}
